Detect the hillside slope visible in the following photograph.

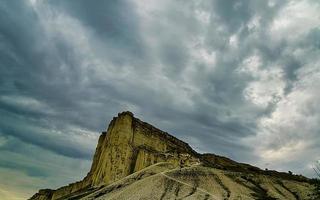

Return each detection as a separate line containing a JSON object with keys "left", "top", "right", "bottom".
{"left": 30, "top": 112, "right": 318, "bottom": 200}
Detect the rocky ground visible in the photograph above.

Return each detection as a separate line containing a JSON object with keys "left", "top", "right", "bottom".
{"left": 50, "top": 162, "right": 317, "bottom": 200}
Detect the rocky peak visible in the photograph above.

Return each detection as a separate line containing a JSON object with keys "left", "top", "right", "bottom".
{"left": 31, "top": 111, "right": 200, "bottom": 200}
{"left": 88, "top": 111, "right": 200, "bottom": 186}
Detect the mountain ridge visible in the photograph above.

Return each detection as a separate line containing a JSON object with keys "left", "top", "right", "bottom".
{"left": 30, "top": 111, "right": 317, "bottom": 200}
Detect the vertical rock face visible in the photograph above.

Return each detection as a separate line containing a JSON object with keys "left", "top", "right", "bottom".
{"left": 88, "top": 112, "right": 135, "bottom": 186}
{"left": 31, "top": 111, "right": 200, "bottom": 200}
{"left": 87, "top": 111, "right": 200, "bottom": 187}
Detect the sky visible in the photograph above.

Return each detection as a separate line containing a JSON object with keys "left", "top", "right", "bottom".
{"left": 0, "top": 0, "right": 320, "bottom": 199}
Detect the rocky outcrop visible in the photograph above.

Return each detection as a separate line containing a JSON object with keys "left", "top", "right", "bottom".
{"left": 86, "top": 111, "right": 200, "bottom": 188}
{"left": 30, "top": 111, "right": 317, "bottom": 200}
{"left": 30, "top": 112, "right": 200, "bottom": 200}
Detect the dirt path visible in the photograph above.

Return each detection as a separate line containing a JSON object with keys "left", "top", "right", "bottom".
{"left": 160, "top": 172, "right": 220, "bottom": 200}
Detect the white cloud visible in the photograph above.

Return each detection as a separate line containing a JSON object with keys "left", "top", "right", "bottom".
{"left": 245, "top": 58, "right": 320, "bottom": 175}
{"left": 229, "top": 34, "right": 239, "bottom": 48}
{"left": 195, "top": 9, "right": 211, "bottom": 24}
{"left": 247, "top": 15, "right": 261, "bottom": 31}
{"left": 239, "top": 54, "right": 286, "bottom": 108}
{"left": 270, "top": 1, "right": 320, "bottom": 41}
{"left": 192, "top": 48, "right": 216, "bottom": 67}
{"left": 0, "top": 95, "right": 56, "bottom": 115}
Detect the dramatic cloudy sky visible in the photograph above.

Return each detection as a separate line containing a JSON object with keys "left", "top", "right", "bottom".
{"left": 1, "top": 0, "right": 320, "bottom": 199}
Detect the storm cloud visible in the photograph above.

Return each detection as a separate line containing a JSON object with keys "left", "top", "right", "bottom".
{"left": 1, "top": 0, "right": 320, "bottom": 199}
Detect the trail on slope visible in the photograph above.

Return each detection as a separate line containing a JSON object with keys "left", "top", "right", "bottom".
{"left": 160, "top": 171, "right": 219, "bottom": 200}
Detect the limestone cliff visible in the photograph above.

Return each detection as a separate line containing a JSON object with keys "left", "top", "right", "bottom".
{"left": 30, "top": 112, "right": 200, "bottom": 200}
{"left": 30, "top": 111, "right": 318, "bottom": 200}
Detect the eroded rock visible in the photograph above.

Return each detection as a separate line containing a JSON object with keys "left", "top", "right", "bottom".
{"left": 30, "top": 111, "right": 317, "bottom": 200}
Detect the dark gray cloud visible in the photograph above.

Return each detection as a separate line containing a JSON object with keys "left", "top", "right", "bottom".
{"left": 1, "top": 0, "right": 320, "bottom": 198}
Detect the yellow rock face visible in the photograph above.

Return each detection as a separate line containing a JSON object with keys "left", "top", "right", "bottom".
{"left": 87, "top": 111, "right": 200, "bottom": 187}
{"left": 88, "top": 112, "right": 135, "bottom": 186}
{"left": 30, "top": 111, "right": 317, "bottom": 200}
{"left": 31, "top": 112, "right": 199, "bottom": 200}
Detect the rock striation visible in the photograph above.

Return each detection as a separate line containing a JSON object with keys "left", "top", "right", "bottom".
{"left": 30, "top": 111, "right": 318, "bottom": 200}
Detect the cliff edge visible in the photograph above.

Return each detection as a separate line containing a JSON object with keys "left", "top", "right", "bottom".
{"left": 30, "top": 111, "right": 318, "bottom": 200}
